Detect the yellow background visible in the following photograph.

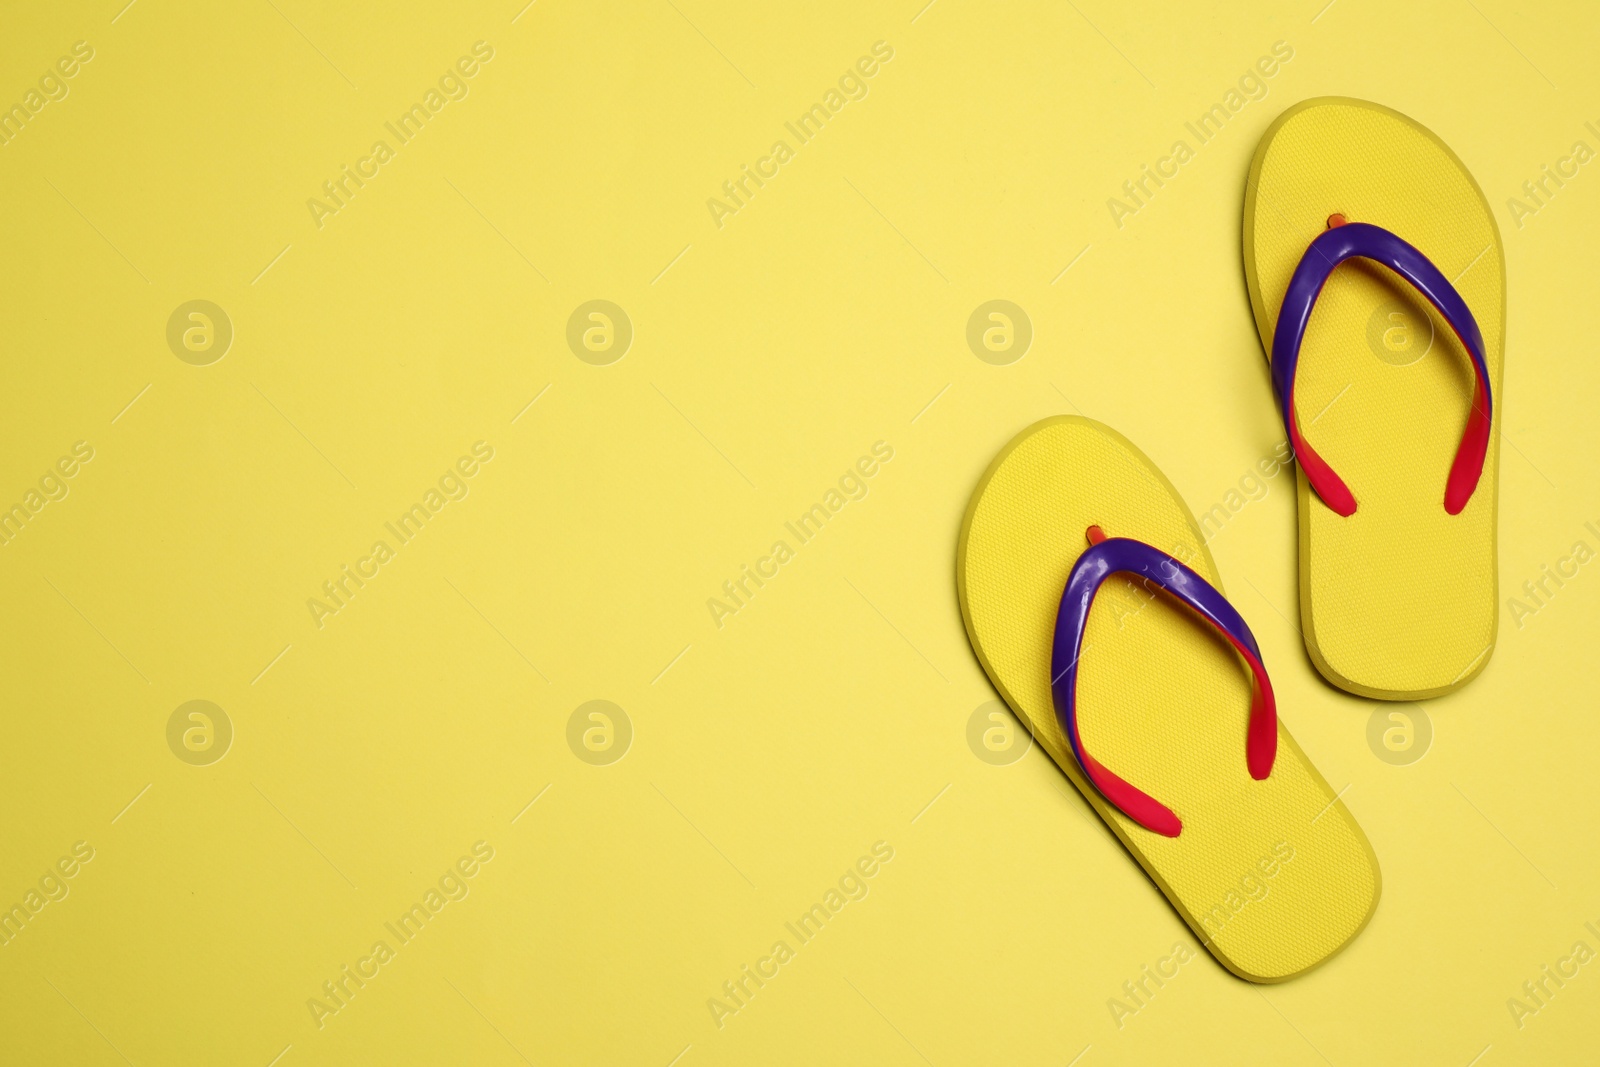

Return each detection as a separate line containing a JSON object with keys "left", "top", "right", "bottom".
{"left": 0, "top": 0, "right": 1595, "bottom": 1063}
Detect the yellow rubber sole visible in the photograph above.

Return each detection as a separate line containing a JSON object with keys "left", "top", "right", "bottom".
{"left": 1243, "top": 98, "right": 1505, "bottom": 699}
{"left": 957, "top": 416, "right": 1380, "bottom": 982}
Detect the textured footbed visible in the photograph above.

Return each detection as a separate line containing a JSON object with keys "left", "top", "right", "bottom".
{"left": 1244, "top": 98, "right": 1505, "bottom": 700}
{"left": 957, "top": 417, "right": 1379, "bottom": 982}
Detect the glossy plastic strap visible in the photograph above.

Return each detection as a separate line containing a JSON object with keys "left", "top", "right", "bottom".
{"left": 1049, "top": 529, "right": 1277, "bottom": 838}
{"left": 1272, "top": 218, "right": 1492, "bottom": 517}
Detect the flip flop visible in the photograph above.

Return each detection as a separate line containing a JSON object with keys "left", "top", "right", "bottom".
{"left": 957, "top": 416, "right": 1379, "bottom": 982}
{"left": 1244, "top": 97, "right": 1504, "bottom": 699}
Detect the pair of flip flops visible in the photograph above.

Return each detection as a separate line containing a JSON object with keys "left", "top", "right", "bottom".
{"left": 956, "top": 98, "right": 1504, "bottom": 982}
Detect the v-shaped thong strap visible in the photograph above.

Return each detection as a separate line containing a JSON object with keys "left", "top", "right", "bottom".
{"left": 1049, "top": 527, "right": 1277, "bottom": 838}
{"left": 1271, "top": 215, "right": 1493, "bottom": 517}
